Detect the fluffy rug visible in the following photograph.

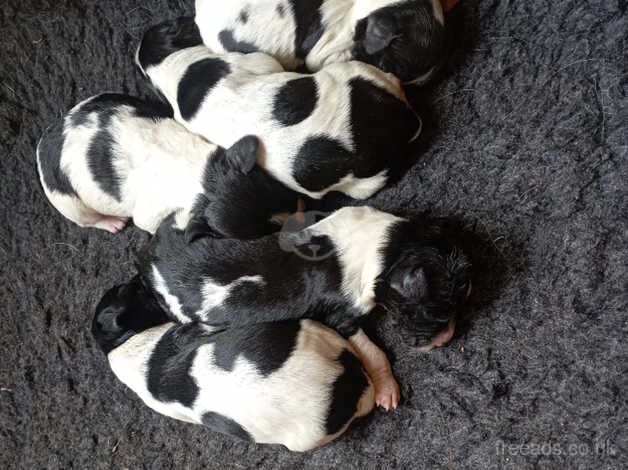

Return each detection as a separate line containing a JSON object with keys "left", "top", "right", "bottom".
{"left": 1, "top": 0, "right": 625, "bottom": 468}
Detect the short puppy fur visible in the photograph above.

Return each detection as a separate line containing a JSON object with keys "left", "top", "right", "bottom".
{"left": 195, "top": 0, "right": 446, "bottom": 84}
{"left": 139, "top": 206, "right": 470, "bottom": 409}
{"left": 92, "top": 277, "right": 374, "bottom": 452}
{"left": 137, "top": 18, "right": 422, "bottom": 200}
{"left": 37, "top": 93, "right": 298, "bottom": 237}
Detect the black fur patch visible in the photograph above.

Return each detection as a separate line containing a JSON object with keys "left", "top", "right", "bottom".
{"left": 139, "top": 218, "right": 363, "bottom": 336}
{"left": 289, "top": 0, "right": 324, "bottom": 59}
{"left": 289, "top": 78, "right": 418, "bottom": 193}
{"left": 238, "top": 9, "right": 249, "bottom": 24}
{"left": 326, "top": 349, "right": 369, "bottom": 435}
{"left": 348, "top": 77, "right": 419, "bottom": 178}
{"left": 91, "top": 276, "right": 170, "bottom": 355}
{"left": 86, "top": 113, "right": 121, "bottom": 202}
{"left": 177, "top": 58, "right": 231, "bottom": 121}
{"left": 190, "top": 143, "right": 300, "bottom": 240}
{"left": 70, "top": 94, "right": 172, "bottom": 127}
{"left": 211, "top": 321, "right": 300, "bottom": 375}
{"left": 146, "top": 322, "right": 207, "bottom": 407}
{"left": 138, "top": 17, "right": 203, "bottom": 70}
{"left": 201, "top": 412, "right": 252, "bottom": 441}
{"left": 37, "top": 121, "right": 76, "bottom": 196}
{"left": 276, "top": 3, "right": 286, "bottom": 17}
{"left": 351, "top": 0, "right": 446, "bottom": 82}
{"left": 291, "top": 136, "right": 352, "bottom": 192}
{"left": 375, "top": 220, "right": 469, "bottom": 344}
{"left": 76, "top": 94, "right": 172, "bottom": 202}
{"left": 272, "top": 76, "right": 318, "bottom": 126}
{"left": 218, "top": 30, "right": 259, "bottom": 53}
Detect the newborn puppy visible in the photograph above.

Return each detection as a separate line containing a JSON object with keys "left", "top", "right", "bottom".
{"left": 139, "top": 206, "right": 470, "bottom": 409}
{"left": 195, "top": 0, "right": 446, "bottom": 84}
{"left": 92, "top": 277, "right": 374, "bottom": 452}
{"left": 37, "top": 93, "right": 298, "bottom": 236}
{"left": 137, "top": 18, "right": 422, "bottom": 200}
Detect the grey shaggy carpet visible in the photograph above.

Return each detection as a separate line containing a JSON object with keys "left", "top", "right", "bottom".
{"left": 1, "top": 1, "right": 626, "bottom": 468}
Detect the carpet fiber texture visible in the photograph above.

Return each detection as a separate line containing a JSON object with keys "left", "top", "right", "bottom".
{"left": 1, "top": 1, "right": 626, "bottom": 468}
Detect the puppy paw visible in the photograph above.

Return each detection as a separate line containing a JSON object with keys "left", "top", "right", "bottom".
{"left": 373, "top": 373, "right": 400, "bottom": 411}
{"left": 95, "top": 216, "right": 129, "bottom": 233}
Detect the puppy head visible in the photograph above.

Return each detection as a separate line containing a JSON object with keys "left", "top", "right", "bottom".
{"left": 185, "top": 136, "right": 299, "bottom": 241}
{"left": 91, "top": 276, "right": 168, "bottom": 354}
{"left": 136, "top": 17, "right": 203, "bottom": 75}
{"left": 353, "top": 0, "right": 446, "bottom": 84}
{"left": 376, "top": 225, "right": 470, "bottom": 350}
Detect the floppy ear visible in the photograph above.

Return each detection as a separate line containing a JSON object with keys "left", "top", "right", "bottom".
{"left": 364, "top": 15, "right": 397, "bottom": 54}
{"left": 225, "top": 135, "right": 259, "bottom": 174}
{"left": 390, "top": 266, "right": 429, "bottom": 300}
{"left": 184, "top": 217, "right": 223, "bottom": 243}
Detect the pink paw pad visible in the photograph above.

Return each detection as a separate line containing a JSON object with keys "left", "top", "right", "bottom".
{"left": 95, "top": 216, "right": 129, "bottom": 233}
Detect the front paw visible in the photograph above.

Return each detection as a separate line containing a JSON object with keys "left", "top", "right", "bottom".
{"left": 373, "top": 372, "right": 400, "bottom": 411}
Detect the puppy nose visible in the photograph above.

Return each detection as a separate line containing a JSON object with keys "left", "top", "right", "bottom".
{"left": 415, "top": 319, "right": 456, "bottom": 352}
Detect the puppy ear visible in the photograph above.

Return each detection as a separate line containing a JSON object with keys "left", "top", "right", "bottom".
{"left": 185, "top": 217, "right": 213, "bottom": 243}
{"left": 225, "top": 136, "right": 259, "bottom": 174}
{"left": 390, "top": 266, "right": 429, "bottom": 300}
{"left": 184, "top": 217, "right": 225, "bottom": 243}
{"left": 364, "top": 15, "right": 396, "bottom": 54}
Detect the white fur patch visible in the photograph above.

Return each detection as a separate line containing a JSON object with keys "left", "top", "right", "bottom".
{"left": 431, "top": 0, "right": 445, "bottom": 25}
{"left": 197, "top": 275, "right": 265, "bottom": 320}
{"left": 146, "top": 48, "right": 406, "bottom": 199}
{"left": 108, "top": 323, "right": 199, "bottom": 423}
{"left": 151, "top": 265, "right": 190, "bottom": 323}
{"left": 196, "top": 0, "right": 301, "bottom": 69}
{"left": 308, "top": 206, "right": 404, "bottom": 312}
{"left": 37, "top": 93, "right": 218, "bottom": 233}
{"left": 107, "top": 318, "right": 374, "bottom": 452}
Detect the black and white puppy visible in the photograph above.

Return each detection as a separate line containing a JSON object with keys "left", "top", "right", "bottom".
{"left": 139, "top": 206, "right": 470, "bottom": 409}
{"left": 137, "top": 18, "right": 422, "bottom": 200}
{"left": 37, "top": 93, "right": 298, "bottom": 237}
{"left": 195, "top": 0, "right": 446, "bottom": 84}
{"left": 92, "top": 277, "right": 374, "bottom": 452}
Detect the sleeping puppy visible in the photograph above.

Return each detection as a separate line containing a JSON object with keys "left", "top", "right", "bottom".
{"left": 137, "top": 18, "right": 422, "bottom": 200}
{"left": 36, "top": 93, "right": 298, "bottom": 236}
{"left": 138, "top": 206, "right": 470, "bottom": 410}
{"left": 195, "top": 0, "right": 446, "bottom": 84}
{"left": 92, "top": 277, "right": 374, "bottom": 452}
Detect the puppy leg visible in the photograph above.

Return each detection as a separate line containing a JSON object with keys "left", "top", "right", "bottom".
{"left": 349, "top": 329, "right": 400, "bottom": 411}
{"left": 46, "top": 192, "right": 127, "bottom": 233}
{"left": 93, "top": 215, "right": 129, "bottom": 233}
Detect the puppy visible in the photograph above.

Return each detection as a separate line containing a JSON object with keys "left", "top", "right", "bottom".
{"left": 195, "top": 0, "right": 446, "bottom": 84}
{"left": 137, "top": 18, "right": 422, "bottom": 200}
{"left": 138, "top": 206, "right": 470, "bottom": 409}
{"left": 92, "top": 277, "right": 374, "bottom": 452}
{"left": 36, "top": 93, "right": 298, "bottom": 236}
